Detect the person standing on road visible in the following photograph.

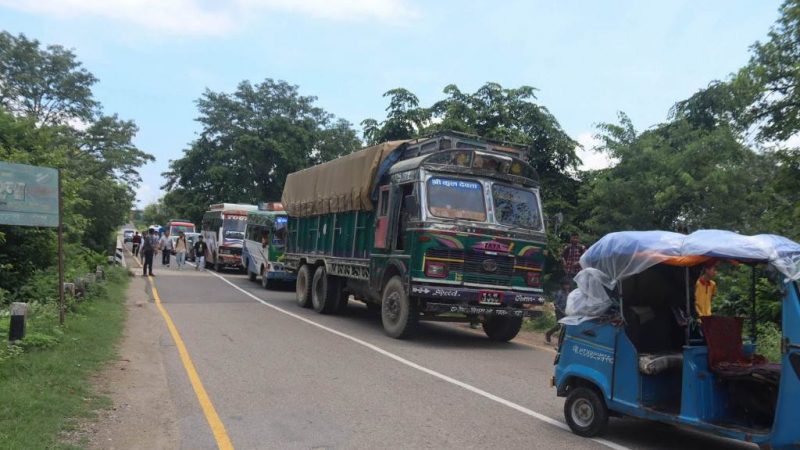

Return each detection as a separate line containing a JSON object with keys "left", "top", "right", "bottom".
{"left": 545, "top": 278, "right": 572, "bottom": 344}
{"left": 175, "top": 232, "right": 188, "bottom": 270}
{"left": 132, "top": 231, "right": 142, "bottom": 256}
{"left": 561, "top": 232, "right": 587, "bottom": 280}
{"left": 193, "top": 235, "right": 208, "bottom": 271}
{"left": 159, "top": 230, "right": 174, "bottom": 268}
{"left": 141, "top": 229, "right": 159, "bottom": 277}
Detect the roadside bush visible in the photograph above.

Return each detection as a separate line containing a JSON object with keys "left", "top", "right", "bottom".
{"left": 524, "top": 307, "right": 557, "bottom": 332}
{"left": 755, "top": 321, "right": 782, "bottom": 363}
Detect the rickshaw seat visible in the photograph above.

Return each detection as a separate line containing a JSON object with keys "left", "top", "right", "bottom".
{"left": 701, "top": 316, "right": 779, "bottom": 382}
{"left": 639, "top": 352, "right": 683, "bottom": 375}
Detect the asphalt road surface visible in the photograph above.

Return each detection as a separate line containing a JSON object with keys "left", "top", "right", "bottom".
{"left": 141, "top": 262, "right": 756, "bottom": 450}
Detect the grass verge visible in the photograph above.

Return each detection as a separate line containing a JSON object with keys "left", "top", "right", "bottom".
{"left": 0, "top": 266, "right": 129, "bottom": 449}
{"left": 523, "top": 307, "right": 557, "bottom": 333}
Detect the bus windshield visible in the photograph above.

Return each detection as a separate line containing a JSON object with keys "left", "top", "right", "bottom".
{"left": 426, "top": 177, "right": 486, "bottom": 222}
{"left": 492, "top": 184, "right": 543, "bottom": 230}
{"left": 223, "top": 217, "right": 246, "bottom": 239}
{"left": 273, "top": 216, "right": 288, "bottom": 246}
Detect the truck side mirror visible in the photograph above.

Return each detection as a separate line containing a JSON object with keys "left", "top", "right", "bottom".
{"left": 404, "top": 195, "right": 420, "bottom": 219}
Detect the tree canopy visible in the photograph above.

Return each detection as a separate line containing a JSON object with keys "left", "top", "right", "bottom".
{"left": 162, "top": 79, "right": 361, "bottom": 224}
{"left": 0, "top": 32, "right": 151, "bottom": 295}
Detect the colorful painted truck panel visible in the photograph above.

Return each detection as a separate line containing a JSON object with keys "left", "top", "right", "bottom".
{"left": 282, "top": 131, "right": 547, "bottom": 340}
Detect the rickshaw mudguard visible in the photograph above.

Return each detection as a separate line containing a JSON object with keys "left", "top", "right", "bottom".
{"left": 767, "top": 282, "right": 800, "bottom": 449}
{"left": 555, "top": 321, "right": 617, "bottom": 400}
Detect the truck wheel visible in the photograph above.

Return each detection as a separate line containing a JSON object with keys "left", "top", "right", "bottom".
{"left": 214, "top": 258, "right": 222, "bottom": 272}
{"left": 312, "top": 266, "right": 341, "bottom": 314}
{"left": 482, "top": 316, "right": 523, "bottom": 342}
{"left": 381, "top": 277, "right": 418, "bottom": 339}
{"left": 296, "top": 265, "right": 313, "bottom": 308}
{"left": 564, "top": 386, "right": 609, "bottom": 437}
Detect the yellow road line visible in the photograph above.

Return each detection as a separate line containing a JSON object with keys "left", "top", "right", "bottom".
{"left": 148, "top": 276, "right": 235, "bottom": 450}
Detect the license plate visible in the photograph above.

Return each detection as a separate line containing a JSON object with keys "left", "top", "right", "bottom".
{"left": 479, "top": 291, "right": 503, "bottom": 306}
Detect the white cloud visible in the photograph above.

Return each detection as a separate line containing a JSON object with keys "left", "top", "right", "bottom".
{"left": 575, "top": 131, "right": 615, "bottom": 171}
{"left": 0, "top": 0, "right": 417, "bottom": 36}
{"left": 134, "top": 183, "right": 160, "bottom": 208}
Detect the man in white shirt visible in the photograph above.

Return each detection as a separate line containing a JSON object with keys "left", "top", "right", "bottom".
{"left": 159, "top": 231, "right": 174, "bottom": 268}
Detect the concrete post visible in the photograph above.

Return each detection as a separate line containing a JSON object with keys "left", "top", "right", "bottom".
{"left": 9, "top": 302, "right": 27, "bottom": 341}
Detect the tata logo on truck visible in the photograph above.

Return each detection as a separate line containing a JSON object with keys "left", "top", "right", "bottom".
{"left": 472, "top": 240, "right": 509, "bottom": 254}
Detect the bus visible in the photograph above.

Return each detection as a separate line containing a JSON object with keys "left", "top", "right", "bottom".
{"left": 167, "top": 219, "right": 196, "bottom": 236}
{"left": 242, "top": 203, "right": 296, "bottom": 288}
{"left": 201, "top": 203, "right": 257, "bottom": 271}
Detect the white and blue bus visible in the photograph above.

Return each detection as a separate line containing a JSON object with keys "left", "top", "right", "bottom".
{"left": 242, "top": 203, "right": 295, "bottom": 288}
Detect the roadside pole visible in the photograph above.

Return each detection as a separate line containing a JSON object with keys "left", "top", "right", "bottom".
{"left": 58, "top": 169, "right": 65, "bottom": 325}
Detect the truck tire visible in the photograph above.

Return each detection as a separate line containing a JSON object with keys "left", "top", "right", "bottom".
{"left": 214, "top": 257, "right": 222, "bottom": 272}
{"left": 296, "top": 265, "right": 313, "bottom": 308}
{"left": 312, "top": 266, "right": 341, "bottom": 314}
{"left": 381, "top": 277, "right": 419, "bottom": 339}
{"left": 564, "top": 386, "right": 609, "bottom": 437}
{"left": 482, "top": 316, "right": 523, "bottom": 342}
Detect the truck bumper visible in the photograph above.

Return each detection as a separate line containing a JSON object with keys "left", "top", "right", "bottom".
{"left": 266, "top": 271, "right": 297, "bottom": 281}
{"left": 218, "top": 255, "right": 242, "bottom": 267}
{"left": 411, "top": 284, "right": 544, "bottom": 317}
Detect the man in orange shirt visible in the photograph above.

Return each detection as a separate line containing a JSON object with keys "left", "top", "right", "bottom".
{"left": 695, "top": 262, "right": 717, "bottom": 318}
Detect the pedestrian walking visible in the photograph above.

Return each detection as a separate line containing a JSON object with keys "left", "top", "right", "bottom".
{"left": 193, "top": 235, "right": 208, "bottom": 271}
{"left": 561, "top": 232, "right": 587, "bottom": 280}
{"left": 159, "top": 231, "right": 174, "bottom": 268}
{"left": 141, "top": 229, "right": 159, "bottom": 277}
{"left": 545, "top": 278, "right": 572, "bottom": 344}
{"left": 175, "top": 232, "right": 188, "bottom": 270}
{"left": 131, "top": 231, "right": 141, "bottom": 256}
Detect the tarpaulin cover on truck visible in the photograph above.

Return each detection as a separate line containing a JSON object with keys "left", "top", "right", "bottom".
{"left": 281, "top": 140, "right": 408, "bottom": 217}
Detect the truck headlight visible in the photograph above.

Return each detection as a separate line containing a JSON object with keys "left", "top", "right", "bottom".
{"left": 425, "top": 261, "right": 448, "bottom": 278}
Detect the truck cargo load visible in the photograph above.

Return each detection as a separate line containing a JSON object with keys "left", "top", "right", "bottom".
{"left": 282, "top": 140, "right": 407, "bottom": 217}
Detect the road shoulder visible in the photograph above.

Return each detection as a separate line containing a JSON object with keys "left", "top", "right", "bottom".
{"left": 78, "top": 272, "right": 180, "bottom": 449}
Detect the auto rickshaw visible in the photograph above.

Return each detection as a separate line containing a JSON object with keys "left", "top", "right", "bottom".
{"left": 553, "top": 230, "right": 800, "bottom": 449}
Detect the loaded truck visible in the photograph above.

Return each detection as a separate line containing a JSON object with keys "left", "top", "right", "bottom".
{"left": 281, "top": 131, "right": 546, "bottom": 340}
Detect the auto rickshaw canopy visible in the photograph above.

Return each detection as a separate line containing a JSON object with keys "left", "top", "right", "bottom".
{"left": 579, "top": 230, "right": 800, "bottom": 284}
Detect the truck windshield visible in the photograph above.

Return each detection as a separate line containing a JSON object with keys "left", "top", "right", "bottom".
{"left": 426, "top": 177, "right": 486, "bottom": 221}
{"left": 492, "top": 184, "right": 543, "bottom": 230}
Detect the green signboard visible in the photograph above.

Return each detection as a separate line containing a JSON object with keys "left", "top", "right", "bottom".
{"left": 0, "top": 162, "right": 59, "bottom": 228}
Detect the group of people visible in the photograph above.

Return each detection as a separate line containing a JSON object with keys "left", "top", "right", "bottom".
{"left": 544, "top": 232, "right": 720, "bottom": 344}
{"left": 129, "top": 229, "right": 208, "bottom": 277}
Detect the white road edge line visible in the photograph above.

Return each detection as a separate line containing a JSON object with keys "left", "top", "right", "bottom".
{"left": 206, "top": 270, "right": 629, "bottom": 450}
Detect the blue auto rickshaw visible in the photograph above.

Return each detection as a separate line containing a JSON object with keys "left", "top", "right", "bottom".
{"left": 553, "top": 230, "right": 800, "bottom": 449}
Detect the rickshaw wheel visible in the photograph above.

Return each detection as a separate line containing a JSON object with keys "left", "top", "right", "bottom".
{"left": 564, "top": 386, "right": 608, "bottom": 437}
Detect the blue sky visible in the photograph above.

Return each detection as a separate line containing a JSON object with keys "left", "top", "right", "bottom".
{"left": 0, "top": 0, "right": 783, "bottom": 206}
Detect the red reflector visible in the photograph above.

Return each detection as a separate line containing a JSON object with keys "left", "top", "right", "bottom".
{"left": 418, "top": 236, "right": 431, "bottom": 242}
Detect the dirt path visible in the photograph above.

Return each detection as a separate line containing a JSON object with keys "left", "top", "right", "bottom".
{"left": 72, "top": 265, "right": 180, "bottom": 449}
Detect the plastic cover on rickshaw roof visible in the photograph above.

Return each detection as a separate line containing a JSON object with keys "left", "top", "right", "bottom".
{"left": 561, "top": 230, "right": 800, "bottom": 324}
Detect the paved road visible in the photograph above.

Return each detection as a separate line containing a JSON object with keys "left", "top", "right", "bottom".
{"left": 141, "top": 262, "right": 756, "bottom": 450}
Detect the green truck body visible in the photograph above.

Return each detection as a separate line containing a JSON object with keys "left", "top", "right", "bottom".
{"left": 282, "top": 131, "right": 547, "bottom": 340}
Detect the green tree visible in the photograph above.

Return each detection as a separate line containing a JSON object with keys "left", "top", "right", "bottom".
{"left": 581, "top": 113, "right": 761, "bottom": 237}
{"left": 0, "top": 32, "right": 98, "bottom": 125}
{"left": 0, "top": 31, "right": 152, "bottom": 295}
{"left": 163, "top": 79, "right": 361, "bottom": 218}
{"left": 741, "top": 0, "right": 800, "bottom": 141}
